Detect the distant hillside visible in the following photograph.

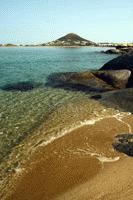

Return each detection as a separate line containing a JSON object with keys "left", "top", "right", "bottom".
{"left": 42, "top": 33, "right": 96, "bottom": 46}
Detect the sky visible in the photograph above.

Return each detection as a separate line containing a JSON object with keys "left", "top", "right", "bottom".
{"left": 0, "top": 0, "right": 133, "bottom": 44}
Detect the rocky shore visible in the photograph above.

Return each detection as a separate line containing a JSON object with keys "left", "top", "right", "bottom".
{"left": 103, "top": 46, "right": 133, "bottom": 55}
{"left": 48, "top": 52, "right": 133, "bottom": 91}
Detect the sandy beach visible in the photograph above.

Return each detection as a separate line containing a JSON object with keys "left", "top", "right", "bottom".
{"left": 4, "top": 114, "right": 133, "bottom": 200}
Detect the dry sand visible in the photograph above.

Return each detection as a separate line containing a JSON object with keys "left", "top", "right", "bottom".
{"left": 4, "top": 115, "right": 133, "bottom": 200}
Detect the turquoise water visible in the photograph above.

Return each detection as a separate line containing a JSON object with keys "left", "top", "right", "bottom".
{"left": 0, "top": 47, "right": 117, "bottom": 164}
{"left": 0, "top": 47, "right": 116, "bottom": 87}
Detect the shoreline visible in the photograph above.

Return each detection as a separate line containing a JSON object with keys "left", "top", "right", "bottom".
{"left": 0, "top": 46, "right": 115, "bottom": 48}
{"left": 3, "top": 113, "right": 133, "bottom": 200}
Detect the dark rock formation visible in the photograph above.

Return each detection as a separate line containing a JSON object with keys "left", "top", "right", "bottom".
{"left": 47, "top": 71, "right": 114, "bottom": 92}
{"left": 100, "top": 54, "right": 133, "bottom": 87}
{"left": 47, "top": 69, "right": 131, "bottom": 93}
{"left": 100, "top": 88, "right": 133, "bottom": 113}
{"left": 101, "top": 54, "right": 133, "bottom": 72}
{"left": 91, "top": 94, "right": 102, "bottom": 100}
{"left": 102, "top": 47, "right": 133, "bottom": 55}
{"left": 116, "top": 46, "right": 133, "bottom": 54}
{"left": 1, "top": 81, "right": 41, "bottom": 91}
{"left": 113, "top": 134, "right": 133, "bottom": 156}
{"left": 46, "top": 53, "right": 133, "bottom": 94}
{"left": 103, "top": 49, "right": 120, "bottom": 54}
{"left": 93, "top": 70, "right": 131, "bottom": 89}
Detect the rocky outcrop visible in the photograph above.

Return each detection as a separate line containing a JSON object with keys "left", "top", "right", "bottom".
{"left": 113, "top": 134, "right": 133, "bottom": 156}
{"left": 93, "top": 70, "right": 131, "bottom": 89}
{"left": 47, "top": 53, "right": 133, "bottom": 93}
{"left": 101, "top": 54, "right": 133, "bottom": 72}
{"left": 1, "top": 81, "right": 41, "bottom": 91}
{"left": 103, "top": 49, "right": 120, "bottom": 54}
{"left": 103, "top": 47, "right": 133, "bottom": 55}
{"left": 100, "top": 54, "right": 133, "bottom": 87}
{"left": 100, "top": 87, "right": 133, "bottom": 113}
{"left": 116, "top": 46, "right": 133, "bottom": 54}
{"left": 48, "top": 69, "right": 131, "bottom": 91}
{"left": 47, "top": 71, "right": 114, "bottom": 92}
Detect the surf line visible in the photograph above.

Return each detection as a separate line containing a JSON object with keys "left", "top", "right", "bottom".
{"left": 74, "top": 148, "right": 120, "bottom": 164}
{"left": 114, "top": 112, "right": 132, "bottom": 133}
{"left": 37, "top": 111, "right": 132, "bottom": 148}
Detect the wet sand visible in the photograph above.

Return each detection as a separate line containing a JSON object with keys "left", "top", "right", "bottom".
{"left": 4, "top": 115, "right": 133, "bottom": 200}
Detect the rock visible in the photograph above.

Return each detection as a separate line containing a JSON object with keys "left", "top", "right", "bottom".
{"left": 101, "top": 54, "right": 133, "bottom": 71}
{"left": 91, "top": 94, "right": 102, "bottom": 100}
{"left": 47, "top": 71, "right": 114, "bottom": 92}
{"left": 47, "top": 69, "right": 131, "bottom": 92}
{"left": 93, "top": 70, "right": 131, "bottom": 89}
{"left": 103, "top": 49, "right": 120, "bottom": 54}
{"left": 101, "top": 88, "right": 133, "bottom": 113}
{"left": 1, "top": 81, "right": 41, "bottom": 91}
{"left": 119, "top": 48, "right": 133, "bottom": 55}
{"left": 102, "top": 47, "right": 133, "bottom": 55}
{"left": 100, "top": 54, "right": 133, "bottom": 87}
{"left": 113, "top": 134, "right": 133, "bottom": 156}
{"left": 116, "top": 46, "right": 133, "bottom": 54}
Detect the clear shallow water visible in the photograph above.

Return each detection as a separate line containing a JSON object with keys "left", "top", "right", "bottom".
{"left": 0, "top": 48, "right": 117, "bottom": 159}
{"left": 0, "top": 47, "right": 117, "bottom": 164}
{"left": 0, "top": 47, "right": 116, "bottom": 86}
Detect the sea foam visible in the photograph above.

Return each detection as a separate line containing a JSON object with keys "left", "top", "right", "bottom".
{"left": 37, "top": 111, "right": 131, "bottom": 148}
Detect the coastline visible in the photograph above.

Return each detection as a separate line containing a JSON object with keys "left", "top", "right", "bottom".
{"left": 1, "top": 46, "right": 133, "bottom": 200}
{"left": 0, "top": 46, "right": 105, "bottom": 48}
{"left": 3, "top": 113, "right": 133, "bottom": 200}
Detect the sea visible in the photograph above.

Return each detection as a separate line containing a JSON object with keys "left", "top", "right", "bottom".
{"left": 0, "top": 47, "right": 117, "bottom": 191}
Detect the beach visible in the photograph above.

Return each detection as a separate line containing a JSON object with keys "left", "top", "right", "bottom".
{"left": 0, "top": 47, "right": 133, "bottom": 200}
{"left": 4, "top": 113, "right": 133, "bottom": 200}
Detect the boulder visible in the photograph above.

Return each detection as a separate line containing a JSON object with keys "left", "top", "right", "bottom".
{"left": 47, "top": 69, "right": 131, "bottom": 92}
{"left": 100, "top": 54, "right": 133, "bottom": 87}
{"left": 102, "top": 47, "right": 133, "bottom": 55}
{"left": 101, "top": 88, "right": 133, "bottom": 113}
{"left": 103, "top": 49, "right": 120, "bottom": 54}
{"left": 48, "top": 71, "right": 114, "bottom": 92}
{"left": 1, "top": 81, "right": 41, "bottom": 91}
{"left": 116, "top": 46, "right": 133, "bottom": 55}
{"left": 113, "top": 134, "right": 133, "bottom": 156}
{"left": 93, "top": 70, "right": 131, "bottom": 89}
{"left": 101, "top": 54, "right": 133, "bottom": 71}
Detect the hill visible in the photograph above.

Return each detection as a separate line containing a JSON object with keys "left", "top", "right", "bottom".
{"left": 43, "top": 33, "right": 96, "bottom": 46}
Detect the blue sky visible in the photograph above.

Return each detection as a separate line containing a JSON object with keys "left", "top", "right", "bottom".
{"left": 0, "top": 0, "right": 133, "bottom": 44}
